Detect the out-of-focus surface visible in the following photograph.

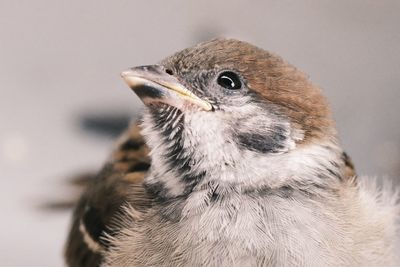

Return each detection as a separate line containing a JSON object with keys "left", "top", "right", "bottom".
{"left": 0, "top": 1, "right": 399, "bottom": 266}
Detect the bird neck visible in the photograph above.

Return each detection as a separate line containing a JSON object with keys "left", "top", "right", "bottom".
{"left": 141, "top": 111, "right": 345, "bottom": 200}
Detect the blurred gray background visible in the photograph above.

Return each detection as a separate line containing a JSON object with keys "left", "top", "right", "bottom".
{"left": 1, "top": 1, "right": 399, "bottom": 266}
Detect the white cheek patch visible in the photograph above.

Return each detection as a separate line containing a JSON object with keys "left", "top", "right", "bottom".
{"left": 227, "top": 104, "right": 297, "bottom": 154}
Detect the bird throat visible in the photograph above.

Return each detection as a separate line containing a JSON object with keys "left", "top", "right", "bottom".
{"left": 142, "top": 105, "right": 206, "bottom": 200}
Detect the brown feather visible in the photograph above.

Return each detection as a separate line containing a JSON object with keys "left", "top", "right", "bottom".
{"left": 65, "top": 122, "right": 151, "bottom": 267}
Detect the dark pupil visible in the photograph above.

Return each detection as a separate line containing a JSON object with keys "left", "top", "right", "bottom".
{"left": 217, "top": 71, "right": 242, "bottom": 90}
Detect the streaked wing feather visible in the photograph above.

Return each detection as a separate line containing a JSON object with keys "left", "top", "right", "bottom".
{"left": 65, "top": 122, "right": 151, "bottom": 267}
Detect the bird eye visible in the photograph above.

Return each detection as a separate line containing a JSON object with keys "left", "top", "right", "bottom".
{"left": 217, "top": 71, "right": 242, "bottom": 90}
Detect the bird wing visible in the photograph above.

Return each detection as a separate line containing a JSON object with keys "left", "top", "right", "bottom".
{"left": 65, "top": 122, "right": 152, "bottom": 267}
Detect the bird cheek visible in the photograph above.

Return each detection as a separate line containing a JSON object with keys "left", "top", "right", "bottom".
{"left": 233, "top": 122, "right": 293, "bottom": 155}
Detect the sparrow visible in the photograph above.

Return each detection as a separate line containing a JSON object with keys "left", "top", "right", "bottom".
{"left": 65, "top": 38, "right": 399, "bottom": 267}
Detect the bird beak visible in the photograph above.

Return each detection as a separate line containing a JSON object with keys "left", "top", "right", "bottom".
{"left": 121, "top": 65, "right": 212, "bottom": 111}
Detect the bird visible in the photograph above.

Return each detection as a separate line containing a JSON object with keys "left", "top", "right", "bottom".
{"left": 65, "top": 38, "right": 399, "bottom": 267}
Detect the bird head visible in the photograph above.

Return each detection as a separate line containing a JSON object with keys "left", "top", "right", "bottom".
{"left": 122, "top": 39, "right": 345, "bottom": 198}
